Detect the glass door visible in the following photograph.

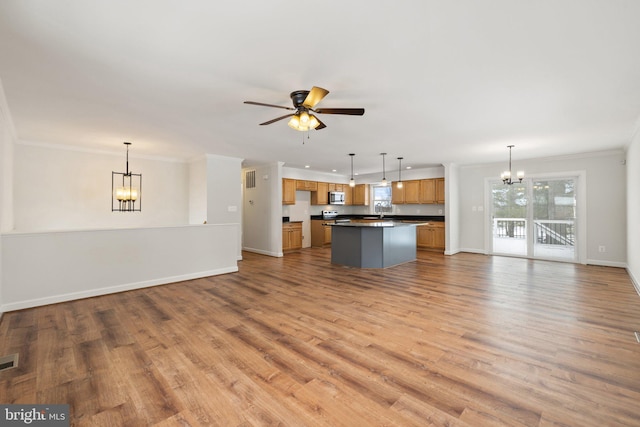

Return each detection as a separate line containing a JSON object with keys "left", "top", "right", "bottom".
{"left": 532, "top": 179, "right": 576, "bottom": 261}
{"left": 490, "top": 176, "right": 578, "bottom": 262}
{"left": 491, "top": 180, "right": 528, "bottom": 256}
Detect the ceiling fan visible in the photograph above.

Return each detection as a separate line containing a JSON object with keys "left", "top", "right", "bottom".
{"left": 244, "top": 86, "right": 365, "bottom": 131}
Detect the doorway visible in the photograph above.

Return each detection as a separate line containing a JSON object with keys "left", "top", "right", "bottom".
{"left": 489, "top": 176, "right": 578, "bottom": 262}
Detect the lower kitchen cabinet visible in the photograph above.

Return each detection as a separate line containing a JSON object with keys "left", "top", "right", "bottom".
{"left": 311, "top": 219, "right": 333, "bottom": 247}
{"left": 282, "top": 222, "right": 303, "bottom": 252}
{"left": 417, "top": 222, "right": 445, "bottom": 251}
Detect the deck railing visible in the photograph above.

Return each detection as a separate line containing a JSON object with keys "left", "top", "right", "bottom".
{"left": 493, "top": 218, "right": 575, "bottom": 246}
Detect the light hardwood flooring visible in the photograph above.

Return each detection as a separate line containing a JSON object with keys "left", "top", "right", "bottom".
{"left": 1, "top": 249, "right": 640, "bottom": 426}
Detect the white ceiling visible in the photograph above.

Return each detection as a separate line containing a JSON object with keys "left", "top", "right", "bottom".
{"left": 1, "top": 1, "right": 639, "bottom": 176}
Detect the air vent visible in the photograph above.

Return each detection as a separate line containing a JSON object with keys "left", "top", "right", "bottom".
{"left": 246, "top": 170, "right": 256, "bottom": 188}
{"left": 0, "top": 353, "right": 19, "bottom": 372}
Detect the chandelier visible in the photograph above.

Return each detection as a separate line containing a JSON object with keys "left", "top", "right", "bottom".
{"left": 501, "top": 145, "right": 524, "bottom": 185}
{"left": 112, "top": 142, "right": 142, "bottom": 212}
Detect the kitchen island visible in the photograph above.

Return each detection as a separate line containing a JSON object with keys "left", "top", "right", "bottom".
{"left": 329, "top": 221, "right": 423, "bottom": 268}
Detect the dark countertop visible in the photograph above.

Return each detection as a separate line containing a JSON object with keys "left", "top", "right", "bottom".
{"left": 328, "top": 221, "right": 426, "bottom": 228}
{"left": 310, "top": 214, "right": 445, "bottom": 222}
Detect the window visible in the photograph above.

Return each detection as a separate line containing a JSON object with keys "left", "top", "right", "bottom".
{"left": 373, "top": 185, "right": 393, "bottom": 214}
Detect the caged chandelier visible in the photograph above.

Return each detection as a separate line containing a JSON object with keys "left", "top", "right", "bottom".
{"left": 501, "top": 145, "right": 524, "bottom": 185}
{"left": 112, "top": 142, "right": 142, "bottom": 212}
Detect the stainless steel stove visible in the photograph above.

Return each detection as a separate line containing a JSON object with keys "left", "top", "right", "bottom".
{"left": 322, "top": 210, "right": 350, "bottom": 223}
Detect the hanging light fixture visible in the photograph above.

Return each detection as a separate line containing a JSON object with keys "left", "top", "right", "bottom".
{"left": 112, "top": 142, "right": 142, "bottom": 212}
{"left": 501, "top": 145, "right": 524, "bottom": 185}
{"left": 396, "top": 157, "right": 404, "bottom": 189}
{"left": 380, "top": 152, "right": 388, "bottom": 186}
{"left": 348, "top": 153, "right": 356, "bottom": 187}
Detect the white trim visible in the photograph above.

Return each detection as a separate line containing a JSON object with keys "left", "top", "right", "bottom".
{"left": 632, "top": 266, "right": 640, "bottom": 298}
{"left": 585, "top": 259, "right": 628, "bottom": 268}
{"left": 242, "top": 247, "right": 283, "bottom": 258}
{"left": 461, "top": 149, "right": 625, "bottom": 170}
{"left": 457, "top": 248, "right": 488, "bottom": 255}
{"left": 0, "top": 267, "right": 238, "bottom": 312}
{"left": 16, "top": 139, "right": 187, "bottom": 163}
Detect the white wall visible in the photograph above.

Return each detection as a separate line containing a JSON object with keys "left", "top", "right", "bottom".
{"left": 13, "top": 142, "right": 190, "bottom": 231}
{"left": 1, "top": 224, "right": 239, "bottom": 311}
{"left": 458, "top": 150, "right": 627, "bottom": 266}
{"left": 188, "top": 156, "right": 207, "bottom": 224}
{"left": 0, "top": 79, "right": 17, "bottom": 320}
{"left": 444, "top": 163, "right": 460, "bottom": 255}
{"left": 242, "top": 162, "right": 282, "bottom": 256}
{"left": 627, "top": 129, "right": 640, "bottom": 291}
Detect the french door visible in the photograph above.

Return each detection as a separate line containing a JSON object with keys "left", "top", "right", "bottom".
{"left": 490, "top": 176, "right": 578, "bottom": 262}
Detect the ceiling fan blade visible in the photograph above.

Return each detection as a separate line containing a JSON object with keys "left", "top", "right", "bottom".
{"left": 302, "top": 86, "right": 330, "bottom": 109}
{"left": 314, "top": 108, "right": 365, "bottom": 116}
{"left": 244, "top": 101, "right": 295, "bottom": 111}
{"left": 259, "top": 113, "right": 294, "bottom": 126}
{"left": 315, "top": 117, "right": 327, "bottom": 130}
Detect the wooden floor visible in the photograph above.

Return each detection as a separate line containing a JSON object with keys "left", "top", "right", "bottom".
{"left": 1, "top": 249, "right": 640, "bottom": 426}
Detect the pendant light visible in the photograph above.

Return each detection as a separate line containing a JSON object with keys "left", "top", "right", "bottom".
{"left": 112, "top": 142, "right": 142, "bottom": 212}
{"left": 501, "top": 145, "right": 524, "bottom": 185}
{"left": 349, "top": 153, "right": 356, "bottom": 187}
{"left": 396, "top": 157, "right": 404, "bottom": 189}
{"left": 380, "top": 152, "right": 388, "bottom": 186}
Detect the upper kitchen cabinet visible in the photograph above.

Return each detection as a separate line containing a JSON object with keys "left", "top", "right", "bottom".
{"left": 391, "top": 182, "right": 404, "bottom": 204}
{"left": 403, "top": 180, "right": 420, "bottom": 204}
{"left": 352, "top": 184, "right": 369, "bottom": 206}
{"left": 282, "top": 178, "right": 296, "bottom": 205}
{"left": 435, "top": 178, "right": 445, "bottom": 204}
{"left": 344, "top": 185, "right": 353, "bottom": 205}
{"left": 311, "top": 182, "right": 329, "bottom": 205}
{"left": 393, "top": 178, "right": 445, "bottom": 204}
{"left": 392, "top": 180, "right": 420, "bottom": 204}
{"left": 419, "top": 179, "right": 436, "bottom": 203}
{"left": 296, "top": 180, "right": 318, "bottom": 191}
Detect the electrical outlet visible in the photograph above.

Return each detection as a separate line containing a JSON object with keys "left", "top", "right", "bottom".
{"left": 598, "top": 246, "right": 606, "bottom": 253}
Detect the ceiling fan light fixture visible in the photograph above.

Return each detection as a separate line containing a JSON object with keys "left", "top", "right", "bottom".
{"left": 287, "top": 111, "right": 320, "bottom": 132}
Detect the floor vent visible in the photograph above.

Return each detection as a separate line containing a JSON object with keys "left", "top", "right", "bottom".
{"left": 0, "top": 353, "right": 18, "bottom": 372}
{"left": 635, "top": 332, "right": 640, "bottom": 343}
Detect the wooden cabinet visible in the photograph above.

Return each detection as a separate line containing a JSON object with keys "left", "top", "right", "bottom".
{"left": 435, "top": 178, "right": 445, "bottom": 204}
{"left": 417, "top": 222, "right": 445, "bottom": 251}
{"left": 296, "top": 180, "right": 317, "bottom": 191}
{"left": 391, "top": 182, "right": 404, "bottom": 204}
{"left": 344, "top": 185, "right": 353, "bottom": 205}
{"left": 311, "top": 220, "right": 333, "bottom": 247}
{"left": 403, "top": 180, "right": 420, "bottom": 204}
{"left": 282, "top": 178, "right": 296, "bottom": 205}
{"left": 311, "top": 182, "right": 329, "bottom": 205}
{"left": 282, "top": 222, "right": 302, "bottom": 252}
{"left": 419, "top": 179, "right": 436, "bottom": 203}
{"left": 352, "top": 184, "right": 369, "bottom": 206}
{"left": 392, "top": 178, "right": 445, "bottom": 205}
{"left": 392, "top": 180, "right": 420, "bottom": 204}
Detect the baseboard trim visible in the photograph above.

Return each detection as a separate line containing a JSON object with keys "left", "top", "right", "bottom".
{"left": 242, "top": 247, "right": 282, "bottom": 257}
{"left": 457, "top": 248, "right": 488, "bottom": 255}
{"left": 628, "top": 267, "right": 640, "bottom": 297}
{"left": 0, "top": 266, "right": 238, "bottom": 313}
{"left": 585, "top": 259, "right": 628, "bottom": 268}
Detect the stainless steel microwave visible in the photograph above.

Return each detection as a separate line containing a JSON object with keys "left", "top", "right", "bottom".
{"left": 329, "top": 191, "right": 345, "bottom": 205}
